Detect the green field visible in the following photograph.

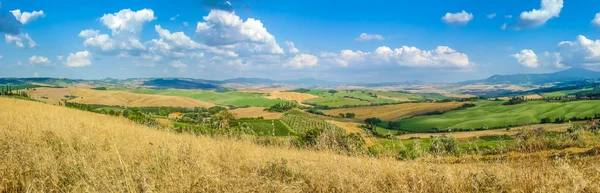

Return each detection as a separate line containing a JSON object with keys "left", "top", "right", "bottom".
{"left": 541, "top": 88, "right": 592, "bottom": 97}
{"left": 303, "top": 90, "right": 398, "bottom": 108}
{"left": 389, "top": 100, "right": 600, "bottom": 132}
{"left": 120, "top": 88, "right": 290, "bottom": 107}
{"left": 240, "top": 119, "right": 294, "bottom": 136}
{"left": 372, "top": 91, "right": 448, "bottom": 101}
{"left": 280, "top": 111, "right": 345, "bottom": 134}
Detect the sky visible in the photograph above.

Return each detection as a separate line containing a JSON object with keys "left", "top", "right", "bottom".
{"left": 1, "top": 0, "right": 600, "bottom": 83}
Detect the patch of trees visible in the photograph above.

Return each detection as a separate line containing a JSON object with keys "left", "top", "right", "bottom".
{"left": 265, "top": 102, "right": 298, "bottom": 112}
{"left": 338, "top": 112, "right": 356, "bottom": 119}
{"left": 364, "top": 117, "right": 382, "bottom": 131}
{"left": 92, "top": 87, "right": 107, "bottom": 90}
{"left": 305, "top": 108, "right": 325, "bottom": 115}
{"left": 288, "top": 88, "right": 311, "bottom": 93}
{"left": 0, "top": 85, "right": 30, "bottom": 98}
{"left": 502, "top": 96, "right": 526, "bottom": 105}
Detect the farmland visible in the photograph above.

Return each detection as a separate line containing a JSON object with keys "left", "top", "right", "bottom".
{"left": 25, "top": 87, "right": 216, "bottom": 108}
{"left": 280, "top": 110, "right": 345, "bottom": 134}
{"left": 121, "top": 88, "right": 290, "bottom": 107}
{"left": 230, "top": 107, "right": 283, "bottom": 119}
{"left": 323, "top": 102, "right": 470, "bottom": 121}
{"left": 3, "top": 97, "right": 600, "bottom": 192}
{"left": 240, "top": 119, "right": 294, "bottom": 136}
{"left": 392, "top": 100, "right": 600, "bottom": 132}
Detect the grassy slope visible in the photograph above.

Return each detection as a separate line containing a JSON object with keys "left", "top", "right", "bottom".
{"left": 541, "top": 88, "right": 592, "bottom": 97}
{"left": 124, "top": 88, "right": 289, "bottom": 107}
{"left": 322, "top": 102, "right": 469, "bottom": 121}
{"left": 1, "top": 98, "right": 600, "bottom": 192}
{"left": 395, "top": 100, "right": 600, "bottom": 132}
{"left": 241, "top": 119, "right": 294, "bottom": 136}
{"left": 303, "top": 90, "right": 397, "bottom": 107}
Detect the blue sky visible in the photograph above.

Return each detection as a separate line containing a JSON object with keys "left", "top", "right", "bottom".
{"left": 1, "top": 0, "right": 600, "bottom": 83}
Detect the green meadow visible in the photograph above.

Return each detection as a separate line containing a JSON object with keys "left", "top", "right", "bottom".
{"left": 390, "top": 100, "right": 600, "bottom": 132}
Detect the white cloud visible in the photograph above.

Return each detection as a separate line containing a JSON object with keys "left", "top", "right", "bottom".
{"left": 511, "top": 49, "right": 539, "bottom": 68}
{"left": 518, "top": 0, "right": 563, "bottom": 28}
{"left": 557, "top": 35, "right": 600, "bottom": 68}
{"left": 356, "top": 33, "right": 384, "bottom": 41}
{"left": 57, "top": 56, "right": 64, "bottom": 61}
{"left": 487, "top": 13, "right": 497, "bottom": 19}
{"left": 286, "top": 54, "right": 318, "bottom": 69}
{"left": 170, "top": 14, "right": 180, "bottom": 21}
{"left": 592, "top": 13, "right": 600, "bottom": 26}
{"left": 441, "top": 10, "right": 474, "bottom": 25}
{"left": 183, "top": 21, "right": 189, "bottom": 27}
{"left": 66, "top": 51, "right": 92, "bottom": 67}
{"left": 10, "top": 10, "right": 45, "bottom": 24}
{"left": 149, "top": 25, "right": 237, "bottom": 59}
{"left": 195, "top": 10, "right": 284, "bottom": 55}
{"left": 100, "top": 9, "right": 155, "bottom": 35}
{"left": 33, "top": 72, "right": 39, "bottom": 78}
{"left": 5, "top": 33, "right": 36, "bottom": 48}
{"left": 170, "top": 60, "right": 188, "bottom": 68}
{"left": 505, "top": 15, "right": 513, "bottom": 19}
{"left": 284, "top": 41, "right": 299, "bottom": 54}
{"left": 543, "top": 51, "right": 564, "bottom": 68}
{"left": 29, "top": 55, "right": 51, "bottom": 65}
{"left": 321, "top": 46, "right": 471, "bottom": 69}
{"left": 78, "top": 29, "right": 147, "bottom": 56}
{"left": 501, "top": 23, "right": 507, "bottom": 30}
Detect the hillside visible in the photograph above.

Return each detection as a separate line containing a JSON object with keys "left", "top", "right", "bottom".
{"left": 26, "top": 88, "right": 215, "bottom": 108}
{"left": 323, "top": 102, "right": 469, "bottom": 121}
{"left": 463, "top": 67, "right": 600, "bottom": 85}
{"left": 2, "top": 97, "right": 599, "bottom": 192}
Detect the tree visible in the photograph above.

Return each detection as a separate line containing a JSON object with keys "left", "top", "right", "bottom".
{"left": 345, "top": 112, "right": 356, "bottom": 119}
{"left": 364, "top": 117, "right": 382, "bottom": 130}
{"left": 339, "top": 113, "right": 345, "bottom": 118}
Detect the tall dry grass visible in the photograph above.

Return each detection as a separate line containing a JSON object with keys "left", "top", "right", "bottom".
{"left": 1, "top": 97, "right": 600, "bottom": 192}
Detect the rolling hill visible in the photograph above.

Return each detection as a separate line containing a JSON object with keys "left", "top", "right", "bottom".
{"left": 462, "top": 67, "right": 600, "bottom": 85}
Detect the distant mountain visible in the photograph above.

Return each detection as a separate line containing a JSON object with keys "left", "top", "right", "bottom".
{"left": 221, "top": 78, "right": 277, "bottom": 85}
{"left": 281, "top": 78, "right": 340, "bottom": 86}
{"left": 462, "top": 67, "right": 600, "bottom": 85}
{"left": 141, "top": 78, "right": 220, "bottom": 89}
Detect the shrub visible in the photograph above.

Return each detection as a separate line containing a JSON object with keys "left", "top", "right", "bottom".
{"left": 429, "top": 136, "right": 460, "bottom": 156}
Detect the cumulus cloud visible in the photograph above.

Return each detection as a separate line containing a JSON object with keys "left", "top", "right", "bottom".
{"left": 170, "top": 60, "right": 188, "bottom": 68}
{"left": 487, "top": 13, "right": 497, "bottom": 19}
{"left": 79, "top": 28, "right": 147, "bottom": 57}
{"left": 285, "top": 54, "right": 318, "bottom": 69}
{"left": 29, "top": 55, "right": 51, "bottom": 65}
{"left": 518, "top": 0, "right": 563, "bottom": 28}
{"left": 556, "top": 35, "right": 600, "bottom": 68}
{"left": 100, "top": 9, "right": 155, "bottom": 35}
{"left": 441, "top": 10, "right": 474, "bottom": 25}
{"left": 511, "top": 49, "right": 539, "bottom": 68}
{"left": 195, "top": 10, "right": 284, "bottom": 55}
{"left": 592, "top": 13, "right": 600, "bottom": 26}
{"left": 321, "top": 46, "right": 471, "bottom": 69}
{"left": 150, "top": 25, "right": 237, "bottom": 58}
{"left": 57, "top": 56, "right": 64, "bottom": 61}
{"left": 0, "top": 10, "right": 22, "bottom": 35}
{"left": 66, "top": 51, "right": 92, "bottom": 67}
{"left": 5, "top": 33, "right": 36, "bottom": 48}
{"left": 356, "top": 33, "right": 384, "bottom": 41}
{"left": 10, "top": 10, "right": 45, "bottom": 24}
{"left": 284, "top": 41, "right": 299, "bottom": 54}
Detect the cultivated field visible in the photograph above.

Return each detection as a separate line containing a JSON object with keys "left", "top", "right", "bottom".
{"left": 2, "top": 97, "right": 600, "bottom": 192}
{"left": 396, "top": 123, "right": 572, "bottom": 139}
{"left": 395, "top": 100, "right": 600, "bottom": 132}
{"left": 230, "top": 107, "right": 283, "bottom": 119}
{"left": 124, "top": 88, "right": 289, "bottom": 107}
{"left": 26, "top": 87, "right": 216, "bottom": 108}
{"left": 323, "top": 102, "right": 469, "bottom": 121}
{"left": 265, "top": 91, "right": 318, "bottom": 104}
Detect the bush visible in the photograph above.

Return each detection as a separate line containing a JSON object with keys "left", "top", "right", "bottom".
{"left": 429, "top": 136, "right": 460, "bottom": 156}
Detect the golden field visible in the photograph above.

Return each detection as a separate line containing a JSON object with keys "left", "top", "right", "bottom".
{"left": 1, "top": 97, "right": 600, "bottom": 192}
{"left": 265, "top": 91, "right": 318, "bottom": 104}
{"left": 323, "top": 102, "right": 469, "bottom": 121}
{"left": 26, "top": 87, "right": 215, "bottom": 108}
{"left": 230, "top": 107, "right": 284, "bottom": 119}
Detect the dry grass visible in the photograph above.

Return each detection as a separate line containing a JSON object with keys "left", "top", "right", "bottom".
{"left": 323, "top": 102, "right": 469, "bottom": 121}
{"left": 25, "top": 87, "right": 215, "bottom": 108}
{"left": 230, "top": 107, "right": 283, "bottom": 119}
{"left": 1, "top": 97, "right": 600, "bottom": 192}
{"left": 397, "top": 123, "right": 572, "bottom": 140}
{"left": 524, "top": 94, "right": 544, "bottom": 100}
{"left": 265, "top": 91, "right": 318, "bottom": 104}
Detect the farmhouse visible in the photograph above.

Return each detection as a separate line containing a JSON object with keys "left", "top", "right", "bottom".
{"left": 168, "top": 112, "right": 184, "bottom": 119}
